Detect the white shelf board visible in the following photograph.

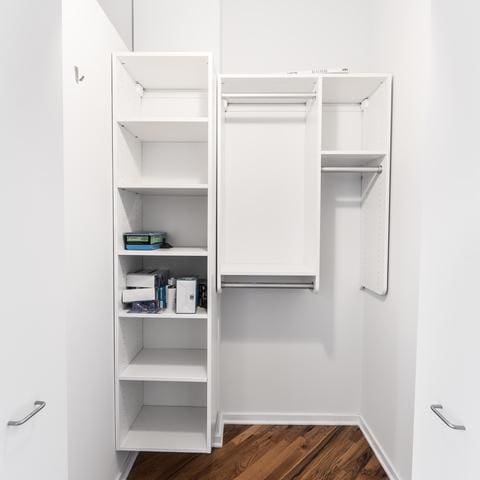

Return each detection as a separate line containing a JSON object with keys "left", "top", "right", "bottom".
{"left": 322, "top": 76, "right": 388, "bottom": 104}
{"left": 221, "top": 75, "right": 318, "bottom": 95}
{"left": 117, "top": 184, "right": 208, "bottom": 196}
{"left": 116, "top": 53, "right": 210, "bottom": 90}
{"left": 321, "top": 151, "right": 386, "bottom": 167}
{"left": 119, "top": 348, "right": 207, "bottom": 383}
{"left": 119, "top": 307, "right": 208, "bottom": 319}
{"left": 118, "top": 247, "right": 208, "bottom": 257}
{"left": 119, "top": 406, "right": 208, "bottom": 453}
{"left": 118, "top": 118, "right": 208, "bottom": 142}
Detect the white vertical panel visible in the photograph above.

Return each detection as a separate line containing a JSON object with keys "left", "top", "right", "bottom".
{"left": 0, "top": 1, "right": 68, "bottom": 479}
{"left": 413, "top": 1, "right": 480, "bottom": 479}
{"left": 363, "top": 2, "right": 430, "bottom": 479}
{"left": 62, "top": 0, "right": 129, "bottom": 477}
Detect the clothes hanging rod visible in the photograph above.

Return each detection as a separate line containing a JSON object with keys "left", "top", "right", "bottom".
{"left": 322, "top": 166, "right": 383, "bottom": 174}
{"left": 222, "top": 93, "right": 317, "bottom": 99}
{"left": 221, "top": 282, "right": 315, "bottom": 289}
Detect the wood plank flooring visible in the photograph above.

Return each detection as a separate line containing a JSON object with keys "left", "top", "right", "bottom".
{"left": 128, "top": 425, "right": 388, "bottom": 480}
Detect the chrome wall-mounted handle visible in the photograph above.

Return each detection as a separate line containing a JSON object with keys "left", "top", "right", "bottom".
{"left": 7, "top": 401, "right": 46, "bottom": 427}
{"left": 431, "top": 404, "right": 466, "bottom": 431}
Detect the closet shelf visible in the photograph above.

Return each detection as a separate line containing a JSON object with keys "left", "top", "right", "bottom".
{"left": 119, "top": 307, "right": 208, "bottom": 319}
{"left": 321, "top": 151, "right": 386, "bottom": 167}
{"left": 118, "top": 247, "right": 208, "bottom": 257}
{"left": 117, "top": 184, "right": 208, "bottom": 196}
{"left": 119, "top": 348, "right": 207, "bottom": 383}
{"left": 117, "top": 117, "right": 208, "bottom": 142}
{"left": 118, "top": 406, "right": 208, "bottom": 453}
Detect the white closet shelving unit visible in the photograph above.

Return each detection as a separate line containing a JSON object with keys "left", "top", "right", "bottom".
{"left": 321, "top": 74, "right": 392, "bottom": 295}
{"left": 218, "top": 73, "right": 392, "bottom": 295}
{"left": 113, "top": 52, "right": 218, "bottom": 453}
{"left": 218, "top": 75, "right": 322, "bottom": 291}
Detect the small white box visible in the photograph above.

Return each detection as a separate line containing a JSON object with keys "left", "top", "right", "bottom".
{"left": 126, "top": 270, "right": 157, "bottom": 288}
{"left": 122, "top": 287, "right": 156, "bottom": 303}
{"left": 176, "top": 278, "right": 197, "bottom": 314}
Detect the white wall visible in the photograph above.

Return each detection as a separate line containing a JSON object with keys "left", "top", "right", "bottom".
{"left": 0, "top": 1, "right": 68, "bottom": 478}
{"left": 134, "top": 0, "right": 221, "bottom": 63}
{"left": 63, "top": 1, "right": 130, "bottom": 479}
{"left": 362, "top": 1, "right": 431, "bottom": 479}
{"left": 221, "top": 175, "right": 364, "bottom": 416}
{"left": 98, "top": 0, "right": 133, "bottom": 49}
{"left": 222, "top": 0, "right": 371, "bottom": 73}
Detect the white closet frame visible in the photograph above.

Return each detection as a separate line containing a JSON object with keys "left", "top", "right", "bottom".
{"left": 218, "top": 73, "right": 392, "bottom": 295}
{"left": 321, "top": 74, "right": 393, "bottom": 295}
{"left": 112, "top": 52, "right": 219, "bottom": 453}
{"left": 217, "top": 74, "right": 323, "bottom": 292}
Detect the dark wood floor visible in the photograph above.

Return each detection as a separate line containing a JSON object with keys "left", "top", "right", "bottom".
{"left": 128, "top": 425, "right": 388, "bottom": 480}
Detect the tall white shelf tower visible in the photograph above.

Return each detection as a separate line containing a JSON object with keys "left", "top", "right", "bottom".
{"left": 112, "top": 52, "right": 218, "bottom": 453}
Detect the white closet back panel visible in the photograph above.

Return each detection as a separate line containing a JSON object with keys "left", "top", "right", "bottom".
{"left": 223, "top": 116, "right": 306, "bottom": 269}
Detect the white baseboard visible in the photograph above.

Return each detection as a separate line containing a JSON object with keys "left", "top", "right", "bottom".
{"left": 117, "top": 452, "right": 138, "bottom": 480}
{"left": 359, "top": 416, "right": 401, "bottom": 480}
{"left": 222, "top": 411, "right": 360, "bottom": 426}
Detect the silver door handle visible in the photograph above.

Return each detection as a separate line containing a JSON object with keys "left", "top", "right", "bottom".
{"left": 430, "top": 404, "right": 466, "bottom": 431}
{"left": 7, "top": 401, "right": 46, "bottom": 426}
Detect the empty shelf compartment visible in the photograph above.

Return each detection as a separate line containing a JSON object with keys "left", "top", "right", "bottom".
{"left": 119, "top": 348, "right": 207, "bottom": 383}
{"left": 119, "top": 405, "right": 208, "bottom": 453}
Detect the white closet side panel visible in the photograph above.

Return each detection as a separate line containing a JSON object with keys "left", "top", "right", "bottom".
{"left": 304, "top": 86, "right": 323, "bottom": 290}
{"left": 206, "top": 57, "right": 219, "bottom": 447}
{"left": 361, "top": 78, "right": 392, "bottom": 295}
{"left": 361, "top": 167, "right": 389, "bottom": 294}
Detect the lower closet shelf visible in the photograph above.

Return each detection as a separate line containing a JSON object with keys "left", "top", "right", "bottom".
{"left": 119, "top": 406, "right": 208, "bottom": 453}
{"left": 119, "top": 349, "right": 208, "bottom": 383}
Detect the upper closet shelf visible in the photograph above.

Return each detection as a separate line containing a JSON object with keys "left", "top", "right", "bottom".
{"left": 118, "top": 118, "right": 208, "bottom": 142}
{"left": 116, "top": 53, "right": 210, "bottom": 90}
{"left": 117, "top": 185, "right": 208, "bottom": 196}
{"left": 321, "top": 151, "right": 386, "bottom": 167}
{"left": 221, "top": 75, "right": 318, "bottom": 95}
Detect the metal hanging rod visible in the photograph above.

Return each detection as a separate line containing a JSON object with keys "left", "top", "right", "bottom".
{"left": 222, "top": 93, "right": 317, "bottom": 105}
{"left": 221, "top": 282, "right": 315, "bottom": 289}
{"left": 222, "top": 93, "right": 317, "bottom": 99}
{"left": 322, "top": 166, "right": 383, "bottom": 174}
